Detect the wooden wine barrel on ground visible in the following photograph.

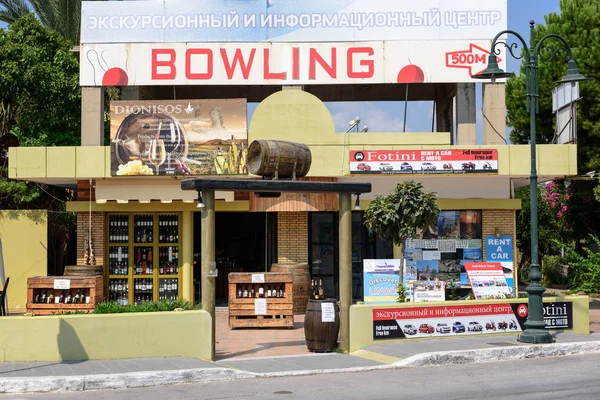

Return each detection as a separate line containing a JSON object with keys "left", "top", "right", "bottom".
{"left": 271, "top": 262, "right": 311, "bottom": 314}
{"left": 63, "top": 265, "right": 104, "bottom": 277}
{"left": 247, "top": 140, "right": 312, "bottom": 179}
{"left": 304, "top": 299, "right": 340, "bottom": 353}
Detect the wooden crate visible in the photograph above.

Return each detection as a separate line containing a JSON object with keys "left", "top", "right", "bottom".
{"left": 228, "top": 272, "right": 294, "bottom": 329}
{"left": 27, "top": 276, "right": 104, "bottom": 315}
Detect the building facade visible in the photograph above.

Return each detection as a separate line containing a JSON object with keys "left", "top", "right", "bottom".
{"left": 8, "top": 0, "right": 577, "bottom": 305}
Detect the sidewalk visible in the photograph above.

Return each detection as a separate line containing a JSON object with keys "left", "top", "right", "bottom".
{"left": 2, "top": 298, "right": 600, "bottom": 394}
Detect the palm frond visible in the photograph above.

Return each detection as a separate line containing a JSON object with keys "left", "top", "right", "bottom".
{"left": 0, "top": 0, "right": 31, "bottom": 24}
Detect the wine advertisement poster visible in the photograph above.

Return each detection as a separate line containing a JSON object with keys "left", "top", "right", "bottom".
{"left": 363, "top": 259, "right": 401, "bottom": 304}
{"left": 110, "top": 99, "right": 247, "bottom": 176}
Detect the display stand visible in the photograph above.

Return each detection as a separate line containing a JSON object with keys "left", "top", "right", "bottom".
{"left": 26, "top": 276, "right": 103, "bottom": 315}
{"left": 228, "top": 272, "right": 294, "bottom": 329}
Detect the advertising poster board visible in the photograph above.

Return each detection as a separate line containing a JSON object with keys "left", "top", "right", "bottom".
{"left": 363, "top": 259, "right": 401, "bottom": 303}
{"left": 350, "top": 149, "right": 498, "bottom": 175}
{"left": 372, "top": 299, "right": 574, "bottom": 340}
{"left": 109, "top": 99, "right": 247, "bottom": 176}
{"left": 81, "top": 0, "right": 508, "bottom": 44}
{"left": 464, "top": 262, "right": 512, "bottom": 299}
{"left": 372, "top": 303, "right": 521, "bottom": 340}
{"left": 485, "top": 235, "right": 515, "bottom": 292}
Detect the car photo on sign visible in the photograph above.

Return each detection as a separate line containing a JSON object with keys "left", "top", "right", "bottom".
{"left": 452, "top": 321, "right": 466, "bottom": 333}
{"left": 403, "top": 324, "right": 417, "bottom": 335}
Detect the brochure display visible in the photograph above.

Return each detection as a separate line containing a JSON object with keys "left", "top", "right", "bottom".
{"left": 363, "top": 259, "right": 401, "bottom": 304}
{"left": 464, "top": 262, "right": 513, "bottom": 299}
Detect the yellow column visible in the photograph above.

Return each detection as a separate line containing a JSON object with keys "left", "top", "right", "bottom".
{"left": 181, "top": 210, "right": 193, "bottom": 303}
{"left": 338, "top": 193, "right": 352, "bottom": 353}
{"left": 201, "top": 190, "right": 216, "bottom": 361}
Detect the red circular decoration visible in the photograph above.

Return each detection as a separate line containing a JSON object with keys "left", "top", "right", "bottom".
{"left": 397, "top": 65, "right": 425, "bottom": 83}
{"left": 517, "top": 304, "right": 528, "bottom": 318}
{"left": 102, "top": 67, "right": 129, "bottom": 86}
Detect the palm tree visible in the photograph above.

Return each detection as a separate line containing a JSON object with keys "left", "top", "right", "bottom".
{"left": 0, "top": 0, "right": 107, "bottom": 45}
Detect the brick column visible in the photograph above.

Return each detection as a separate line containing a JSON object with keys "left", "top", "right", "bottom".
{"left": 277, "top": 212, "right": 308, "bottom": 263}
{"left": 76, "top": 212, "right": 105, "bottom": 266}
{"left": 482, "top": 209, "right": 516, "bottom": 260}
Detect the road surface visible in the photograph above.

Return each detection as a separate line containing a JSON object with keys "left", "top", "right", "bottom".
{"left": 8, "top": 354, "right": 600, "bottom": 400}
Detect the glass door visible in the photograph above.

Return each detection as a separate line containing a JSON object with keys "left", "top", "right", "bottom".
{"left": 309, "top": 213, "right": 338, "bottom": 299}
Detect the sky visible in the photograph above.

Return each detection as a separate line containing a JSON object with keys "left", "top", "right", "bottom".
{"left": 0, "top": 0, "right": 562, "bottom": 140}
{"left": 318, "top": 0, "right": 562, "bottom": 140}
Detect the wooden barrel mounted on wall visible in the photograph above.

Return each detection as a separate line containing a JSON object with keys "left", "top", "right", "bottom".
{"left": 247, "top": 140, "right": 312, "bottom": 179}
{"left": 271, "top": 262, "right": 311, "bottom": 314}
{"left": 304, "top": 299, "right": 340, "bottom": 353}
{"left": 63, "top": 265, "right": 104, "bottom": 277}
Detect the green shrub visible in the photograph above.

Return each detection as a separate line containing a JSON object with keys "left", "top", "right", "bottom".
{"left": 541, "top": 254, "right": 569, "bottom": 286}
{"left": 447, "top": 280, "right": 461, "bottom": 301}
{"left": 93, "top": 299, "right": 193, "bottom": 314}
{"left": 562, "top": 235, "right": 600, "bottom": 295}
{"left": 396, "top": 282, "right": 408, "bottom": 303}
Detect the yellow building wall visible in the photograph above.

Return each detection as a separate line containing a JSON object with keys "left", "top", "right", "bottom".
{"left": 0, "top": 210, "right": 47, "bottom": 311}
{"left": 349, "top": 296, "right": 590, "bottom": 352}
{"left": 8, "top": 89, "right": 577, "bottom": 181}
{"left": 0, "top": 310, "right": 213, "bottom": 361}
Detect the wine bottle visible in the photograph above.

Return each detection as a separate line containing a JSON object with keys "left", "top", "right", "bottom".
{"left": 243, "top": 285, "right": 249, "bottom": 298}
{"left": 35, "top": 291, "right": 40, "bottom": 303}
{"left": 47, "top": 292, "right": 54, "bottom": 304}
{"left": 267, "top": 286, "right": 272, "bottom": 298}
{"left": 237, "top": 286, "right": 242, "bottom": 298}
{"left": 258, "top": 283, "right": 264, "bottom": 298}
{"left": 251, "top": 286, "right": 256, "bottom": 298}
{"left": 279, "top": 285, "right": 284, "bottom": 298}
{"left": 311, "top": 279, "right": 317, "bottom": 300}
{"left": 74, "top": 290, "right": 80, "bottom": 304}
{"left": 318, "top": 279, "right": 324, "bottom": 299}
{"left": 41, "top": 291, "right": 47, "bottom": 303}
{"left": 65, "top": 291, "right": 72, "bottom": 304}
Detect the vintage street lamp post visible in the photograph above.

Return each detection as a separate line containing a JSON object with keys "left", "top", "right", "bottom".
{"left": 473, "top": 21, "right": 588, "bottom": 344}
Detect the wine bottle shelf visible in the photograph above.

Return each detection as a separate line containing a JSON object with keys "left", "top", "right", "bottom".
{"left": 106, "top": 213, "right": 182, "bottom": 304}
{"left": 228, "top": 272, "right": 294, "bottom": 329}
{"left": 27, "top": 276, "right": 103, "bottom": 315}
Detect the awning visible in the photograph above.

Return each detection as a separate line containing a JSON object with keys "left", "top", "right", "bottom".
{"left": 94, "top": 179, "right": 234, "bottom": 203}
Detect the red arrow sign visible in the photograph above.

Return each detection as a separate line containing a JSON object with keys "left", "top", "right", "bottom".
{"left": 445, "top": 44, "right": 501, "bottom": 77}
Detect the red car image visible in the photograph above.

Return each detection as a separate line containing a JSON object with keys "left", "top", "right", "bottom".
{"left": 356, "top": 163, "right": 371, "bottom": 171}
{"left": 418, "top": 323, "right": 435, "bottom": 334}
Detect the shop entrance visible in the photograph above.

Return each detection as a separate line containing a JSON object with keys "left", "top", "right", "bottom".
{"left": 193, "top": 212, "right": 274, "bottom": 306}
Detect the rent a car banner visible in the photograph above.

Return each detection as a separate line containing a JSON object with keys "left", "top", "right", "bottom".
{"left": 79, "top": 0, "right": 507, "bottom": 86}
{"left": 350, "top": 149, "right": 498, "bottom": 174}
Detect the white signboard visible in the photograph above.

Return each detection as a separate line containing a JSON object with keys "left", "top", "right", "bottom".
{"left": 81, "top": 0, "right": 507, "bottom": 44}
{"left": 254, "top": 298, "right": 267, "bottom": 315}
{"left": 251, "top": 273, "right": 265, "bottom": 283}
{"left": 80, "top": 40, "right": 505, "bottom": 86}
{"left": 53, "top": 279, "right": 71, "bottom": 290}
{"left": 321, "top": 302, "right": 336, "bottom": 322}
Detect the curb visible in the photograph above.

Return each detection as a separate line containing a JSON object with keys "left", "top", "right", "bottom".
{"left": 0, "top": 368, "right": 258, "bottom": 394}
{"left": 2, "top": 341, "right": 600, "bottom": 394}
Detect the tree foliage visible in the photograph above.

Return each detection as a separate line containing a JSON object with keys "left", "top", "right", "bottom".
{"left": 0, "top": 15, "right": 79, "bottom": 274}
{"left": 506, "top": 0, "right": 600, "bottom": 172}
{"left": 0, "top": 0, "right": 100, "bottom": 44}
{"left": 0, "top": 14, "right": 80, "bottom": 144}
{"left": 364, "top": 180, "right": 440, "bottom": 273}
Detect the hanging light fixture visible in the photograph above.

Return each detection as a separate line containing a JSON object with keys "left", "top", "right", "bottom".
{"left": 197, "top": 191, "right": 205, "bottom": 208}
{"left": 354, "top": 193, "right": 361, "bottom": 210}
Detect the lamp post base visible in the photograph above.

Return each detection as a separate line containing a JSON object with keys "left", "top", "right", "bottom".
{"left": 518, "top": 329, "right": 555, "bottom": 344}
